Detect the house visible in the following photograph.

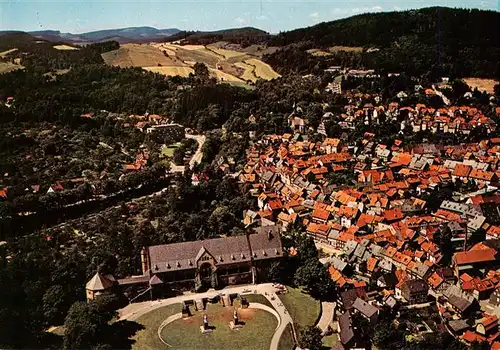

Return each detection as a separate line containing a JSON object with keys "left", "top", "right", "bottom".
{"left": 352, "top": 297, "right": 379, "bottom": 324}
{"left": 87, "top": 229, "right": 283, "bottom": 299}
{"left": 452, "top": 247, "right": 498, "bottom": 276}
{"left": 446, "top": 294, "right": 475, "bottom": 318}
{"left": 338, "top": 288, "right": 367, "bottom": 311}
{"left": 400, "top": 279, "right": 429, "bottom": 304}
{"left": 47, "top": 182, "right": 64, "bottom": 193}
{"left": 338, "top": 311, "right": 355, "bottom": 348}
{"left": 86, "top": 272, "right": 116, "bottom": 300}
{"left": 476, "top": 315, "right": 498, "bottom": 336}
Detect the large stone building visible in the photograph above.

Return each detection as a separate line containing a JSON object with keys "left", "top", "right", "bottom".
{"left": 86, "top": 226, "right": 283, "bottom": 300}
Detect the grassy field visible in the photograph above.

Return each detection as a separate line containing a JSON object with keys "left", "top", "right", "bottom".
{"left": 103, "top": 41, "right": 280, "bottom": 84}
{"left": 234, "top": 61, "right": 257, "bottom": 82}
{"left": 322, "top": 333, "right": 339, "bottom": 348}
{"left": 329, "top": 46, "right": 363, "bottom": 53}
{"left": 242, "top": 294, "right": 273, "bottom": 309}
{"left": 307, "top": 49, "right": 333, "bottom": 57}
{"left": 245, "top": 58, "right": 281, "bottom": 80}
{"left": 278, "top": 287, "right": 320, "bottom": 329}
{"left": 0, "top": 61, "right": 24, "bottom": 74}
{"left": 463, "top": 78, "right": 498, "bottom": 94}
{"left": 133, "top": 303, "right": 182, "bottom": 350}
{"left": 0, "top": 48, "right": 18, "bottom": 57}
{"left": 103, "top": 44, "right": 187, "bottom": 68}
{"left": 53, "top": 44, "right": 79, "bottom": 50}
{"left": 161, "top": 143, "right": 181, "bottom": 158}
{"left": 160, "top": 303, "right": 277, "bottom": 350}
{"left": 278, "top": 323, "right": 296, "bottom": 350}
{"left": 144, "top": 66, "right": 194, "bottom": 77}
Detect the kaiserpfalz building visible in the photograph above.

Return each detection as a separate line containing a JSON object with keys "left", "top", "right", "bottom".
{"left": 86, "top": 226, "right": 283, "bottom": 300}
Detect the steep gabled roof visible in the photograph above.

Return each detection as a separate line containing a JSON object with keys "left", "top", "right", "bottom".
{"left": 86, "top": 272, "right": 115, "bottom": 291}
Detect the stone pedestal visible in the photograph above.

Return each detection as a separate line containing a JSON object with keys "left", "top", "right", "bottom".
{"left": 200, "top": 326, "right": 213, "bottom": 334}
{"left": 229, "top": 321, "right": 243, "bottom": 330}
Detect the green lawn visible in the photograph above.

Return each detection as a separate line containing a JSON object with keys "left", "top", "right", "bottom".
{"left": 278, "top": 323, "right": 296, "bottom": 350}
{"left": 242, "top": 294, "right": 273, "bottom": 309}
{"left": 278, "top": 287, "right": 320, "bottom": 328}
{"left": 322, "top": 333, "right": 339, "bottom": 348}
{"left": 161, "top": 142, "right": 181, "bottom": 158}
{"left": 132, "top": 303, "right": 182, "bottom": 350}
{"left": 161, "top": 303, "right": 277, "bottom": 350}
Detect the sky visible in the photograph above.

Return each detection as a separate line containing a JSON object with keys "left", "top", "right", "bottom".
{"left": 0, "top": 0, "right": 497, "bottom": 34}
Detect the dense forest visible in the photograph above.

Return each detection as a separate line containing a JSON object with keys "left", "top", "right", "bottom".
{"left": 165, "top": 27, "right": 270, "bottom": 46}
{"left": 265, "top": 7, "right": 500, "bottom": 77}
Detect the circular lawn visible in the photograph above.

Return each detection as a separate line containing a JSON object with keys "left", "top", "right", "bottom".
{"left": 161, "top": 303, "right": 277, "bottom": 350}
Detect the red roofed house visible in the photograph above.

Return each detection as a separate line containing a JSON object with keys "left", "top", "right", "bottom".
{"left": 453, "top": 247, "right": 498, "bottom": 277}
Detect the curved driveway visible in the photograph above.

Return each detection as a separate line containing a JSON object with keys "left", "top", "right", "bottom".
{"left": 119, "top": 283, "right": 293, "bottom": 350}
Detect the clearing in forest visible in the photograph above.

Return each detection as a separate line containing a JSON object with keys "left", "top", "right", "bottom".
{"left": 0, "top": 62, "right": 24, "bottom": 74}
{"left": 53, "top": 44, "right": 79, "bottom": 50}
{"left": 463, "top": 78, "right": 498, "bottom": 94}
{"left": 245, "top": 58, "right": 281, "bottom": 80}
{"left": 103, "top": 42, "right": 280, "bottom": 84}
{"left": 0, "top": 48, "right": 18, "bottom": 57}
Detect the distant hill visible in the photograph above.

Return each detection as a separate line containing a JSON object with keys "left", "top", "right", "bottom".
{"left": 265, "top": 7, "right": 500, "bottom": 78}
{"left": 28, "top": 26, "right": 181, "bottom": 44}
{"left": 166, "top": 27, "right": 271, "bottom": 46}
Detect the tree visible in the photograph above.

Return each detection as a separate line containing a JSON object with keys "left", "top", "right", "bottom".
{"left": 63, "top": 300, "right": 116, "bottom": 349}
{"left": 193, "top": 62, "right": 210, "bottom": 81}
{"left": 42, "top": 285, "right": 72, "bottom": 326}
{"left": 294, "top": 258, "right": 335, "bottom": 299}
{"left": 373, "top": 321, "right": 404, "bottom": 350}
{"left": 298, "top": 326, "right": 322, "bottom": 350}
{"left": 63, "top": 294, "right": 139, "bottom": 350}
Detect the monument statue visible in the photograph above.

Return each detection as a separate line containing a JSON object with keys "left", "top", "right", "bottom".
{"left": 233, "top": 309, "right": 238, "bottom": 326}
{"left": 203, "top": 314, "right": 209, "bottom": 330}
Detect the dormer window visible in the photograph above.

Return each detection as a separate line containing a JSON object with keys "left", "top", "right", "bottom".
{"left": 219, "top": 256, "right": 223, "bottom": 262}
{"left": 262, "top": 250, "right": 267, "bottom": 256}
{"left": 275, "top": 249, "right": 280, "bottom": 255}
{"left": 253, "top": 252, "right": 257, "bottom": 258}
{"left": 188, "top": 260, "right": 193, "bottom": 266}
{"left": 154, "top": 264, "right": 159, "bottom": 271}
{"left": 166, "top": 263, "right": 170, "bottom": 269}
{"left": 241, "top": 253, "right": 245, "bottom": 259}
{"left": 176, "top": 261, "right": 181, "bottom": 267}
{"left": 231, "top": 254, "right": 235, "bottom": 260}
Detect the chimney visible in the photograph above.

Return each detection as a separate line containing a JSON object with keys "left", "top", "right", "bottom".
{"left": 267, "top": 230, "right": 273, "bottom": 240}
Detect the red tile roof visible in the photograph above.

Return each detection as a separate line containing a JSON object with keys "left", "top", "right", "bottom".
{"left": 453, "top": 248, "right": 497, "bottom": 265}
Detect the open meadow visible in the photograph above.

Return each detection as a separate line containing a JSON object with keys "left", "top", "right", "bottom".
{"left": 103, "top": 42, "right": 280, "bottom": 83}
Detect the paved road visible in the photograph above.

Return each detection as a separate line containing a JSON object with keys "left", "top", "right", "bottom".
{"left": 168, "top": 133, "right": 206, "bottom": 173}
{"left": 316, "top": 301, "right": 336, "bottom": 333}
{"left": 119, "top": 283, "right": 292, "bottom": 350}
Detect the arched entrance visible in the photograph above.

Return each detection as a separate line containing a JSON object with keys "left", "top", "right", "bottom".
{"left": 197, "top": 262, "right": 218, "bottom": 289}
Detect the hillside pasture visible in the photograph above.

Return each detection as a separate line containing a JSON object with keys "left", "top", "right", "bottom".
{"left": 0, "top": 62, "right": 24, "bottom": 74}
{"left": 53, "top": 44, "right": 79, "bottom": 50}
{"left": 245, "top": 58, "right": 281, "bottom": 80}
{"left": 209, "top": 68, "right": 244, "bottom": 82}
{"left": 0, "top": 48, "right": 18, "bottom": 57}
{"left": 307, "top": 49, "right": 332, "bottom": 57}
{"left": 102, "top": 42, "right": 280, "bottom": 83}
{"left": 234, "top": 62, "right": 257, "bottom": 82}
{"left": 463, "top": 78, "right": 498, "bottom": 94}
{"left": 102, "top": 44, "right": 187, "bottom": 68}
{"left": 143, "top": 66, "right": 194, "bottom": 77}
{"left": 329, "top": 46, "right": 363, "bottom": 53}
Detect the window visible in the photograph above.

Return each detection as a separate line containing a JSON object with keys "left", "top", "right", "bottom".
{"left": 200, "top": 256, "right": 210, "bottom": 262}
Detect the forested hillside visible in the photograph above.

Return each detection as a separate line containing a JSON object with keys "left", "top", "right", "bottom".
{"left": 265, "top": 7, "right": 500, "bottom": 77}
